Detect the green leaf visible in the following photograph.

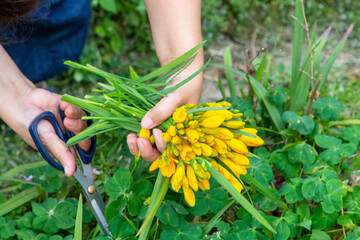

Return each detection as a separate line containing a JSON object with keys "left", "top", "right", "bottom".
{"left": 248, "top": 158, "right": 274, "bottom": 186}
{"left": 312, "top": 98, "right": 345, "bottom": 121}
{"left": 274, "top": 218, "right": 290, "bottom": 240}
{"left": 108, "top": 216, "right": 135, "bottom": 239}
{"left": 15, "top": 229, "right": 36, "bottom": 240}
{"left": 268, "top": 86, "right": 287, "bottom": 107}
{"left": 341, "top": 126, "right": 360, "bottom": 145}
{"left": 315, "top": 135, "right": 342, "bottom": 148}
{"left": 16, "top": 212, "right": 35, "bottom": 229}
{"left": 1, "top": 161, "right": 48, "bottom": 179}
{"left": 104, "top": 167, "right": 131, "bottom": 199}
{"left": 311, "top": 206, "right": 338, "bottom": 230}
{"left": 28, "top": 166, "right": 62, "bottom": 193}
{"left": 302, "top": 177, "right": 326, "bottom": 202}
{"left": 288, "top": 143, "right": 317, "bottom": 166}
{"left": 322, "top": 179, "right": 347, "bottom": 214}
{"left": 128, "top": 180, "right": 153, "bottom": 216}
{"left": 0, "top": 217, "right": 16, "bottom": 239}
{"left": 207, "top": 164, "right": 275, "bottom": 233}
{"left": 105, "top": 198, "right": 126, "bottom": 222}
{"left": 278, "top": 178, "right": 303, "bottom": 204}
{"left": 319, "top": 148, "right": 341, "bottom": 165}
{"left": 99, "top": 0, "right": 117, "bottom": 13}
{"left": 191, "top": 187, "right": 228, "bottom": 216}
{"left": 74, "top": 194, "right": 83, "bottom": 240}
{"left": 160, "top": 218, "right": 202, "bottom": 240}
{"left": 156, "top": 203, "right": 181, "bottom": 228}
{"left": 339, "top": 143, "right": 357, "bottom": 158}
{"left": 299, "top": 219, "right": 312, "bottom": 231}
{"left": 337, "top": 215, "right": 355, "bottom": 228}
{"left": 282, "top": 111, "right": 315, "bottom": 135}
{"left": 273, "top": 152, "right": 300, "bottom": 178}
{"left": 224, "top": 46, "right": 237, "bottom": 103}
{"left": 254, "top": 191, "right": 278, "bottom": 212}
{"left": 311, "top": 229, "right": 331, "bottom": 240}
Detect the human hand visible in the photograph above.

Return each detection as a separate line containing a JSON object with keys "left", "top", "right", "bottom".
{"left": 127, "top": 66, "right": 203, "bottom": 162}
{"left": 1, "top": 87, "right": 90, "bottom": 176}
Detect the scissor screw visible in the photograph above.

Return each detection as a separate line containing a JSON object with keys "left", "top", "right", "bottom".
{"left": 88, "top": 185, "right": 96, "bottom": 194}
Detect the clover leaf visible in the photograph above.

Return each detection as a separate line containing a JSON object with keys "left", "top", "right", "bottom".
{"left": 15, "top": 229, "right": 36, "bottom": 240}
{"left": 128, "top": 179, "right": 153, "bottom": 216}
{"left": 156, "top": 201, "right": 189, "bottom": 228}
{"left": 288, "top": 142, "right": 317, "bottom": 166}
{"left": 272, "top": 152, "right": 300, "bottom": 178}
{"left": 108, "top": 215, "right": 135, "bottom": 239}
{"left": 32, "top": 198, "right": 76, "bottom": 234}
{"left": 311, "top": 206, "right": 338, "bottom": 231}
{"left": 322, "top": 179, "right": 347, "bottom": 214}
{"left": 190, "top": 186, "right": 228, "bottom": 216}
{"left": 341, "top": 126, "right": 360, "bottom": 146}
{"left": 104, "top": 167, "right": 131, "bottom": 199}
{"left": 302, "top": 177, "right": 327, "bottom": 202}
{"left": 0, "top": 217, "right": 16, "bottom": 239}
{"left": 310, "top": 229, "right": 332, "bottom": 240}
{"left": 248, "top": 157, "right": 274, "bottom": 186}
{"left": 312, "top": 98, "right": 345, "bottom": 121}
{"left": 282, "top": 111, "right": 315, "bottom": 135}
{"left": 27, "top": 165, "right": 62, "bottom": 193}
{"left": 279, "top": 178, "right": 304, "bottom": 204}
{"left": 160, "top": 218, "right": 202, "bottom": 240}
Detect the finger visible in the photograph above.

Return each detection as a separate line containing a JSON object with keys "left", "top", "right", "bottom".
{"left": 137, "top": 138, "right": 161, "bottom": 162}
{"left": 127, "top": 133, "right": 139, "bottom": 156}
{"left": 60, "top": 101, "right": 86, "bottom": 119}
{"left": 37, "top": 120, "right": 76, "bottom": 177}
{"left": 63, "top": 118, "right": 91, "bottom": 151}
{"left": 141, "top": 93, "right": 182, "bottom": 129}
{"left": 153, "top": 129, "right": 166, "bottom": 153}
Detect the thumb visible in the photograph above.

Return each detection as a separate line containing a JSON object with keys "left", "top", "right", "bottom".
{"left": 141, "top": 94, "right": 182, "bottom": 129}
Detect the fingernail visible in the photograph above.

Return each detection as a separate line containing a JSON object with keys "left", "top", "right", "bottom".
{"left": 153, "top": 129, "right": 161, "bottom": 141}
{"left": 141, "top": 115, "right": 154, "bottom": 129}
{"left": 64, "top": 167, "right": 70, "bottom": 177}
{"left": 138, "top": 139, "right": 144, "bottom": 151}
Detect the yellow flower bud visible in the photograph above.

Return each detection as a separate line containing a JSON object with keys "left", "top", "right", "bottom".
{"left": 185, "top": 128, "right": 199, "bottom": 143}
{"left": 200, "top": 109, "right": 233, "bottom": 120}
{"left": 186, "top": 165, "right": 198, "bottom": 191}
{"left": 229, "top": 175, "right": 243, "bottom": 192}
{"left": 199, "top": 143, "right": 212, "bottom": 157}
{"left": 218, "top": 156, "right": 243, "bottom": 177}
{"left": 171, "top": 174, "right": 182, "bottom": 192}
{"left": 188, "top": 120, "right": 199, "bottom": 129}
{"left": 183, "top": 187, "right": 196, "bottom": 207}
{"left": 225, "top": 138, "right": 248, "bottom": 154}
{"left": 194, "top": 163, "right": 206, "bottom": 179}
{"left": 232, "top": 113, "right": 243, "bottom": 119}
{"left": 198, "top": 181, "right": 205, "bottom": 191}
{"left": 213, "top": 138, "right": 228, "bottom": 154}
{"left": 232, "top": 153, "right": 250, "bottom": 167}
{"left": 210, "top": 159, "right": 220, "bottom": 170}
{"left": 184, "top": 103, "right": 195, "bottom": 109}
{"left": 218, "top": 101, "right": 232, "bottom": 107}
{"left": 149, "top": 135, "right": 155, "bottom": 145}
{"left": 139, "top": 128, "right": 151, "bottom": 139}
{"left": 178, "top": 129, "right": 185, "bottom": 135}
{"left": 173, "top": 162, "right": 185, "bottom": 185}
{"left": 221, "top": 120, "right": 245, "bottom": 129}
{"left": 167, "top": 126, "right": 177, "bottom": 137}
{"left": 176, "top": 123, "right": 184, "bottom": 129}
{"left": 149, "top": 158, "right": 160, "bottom": 171}
{"left": 173, "top": 107, "right": 187, "bottom": 123}
{"left": 201, "top": 128, "right": 234, "bottom": 140}
{"left": 220, "top": 166, "right": 231, "bottom": 180}
{"left": 161, "top": 132, "right": 172, "bottom": 142}
{"left": 211, "top": 148, "right": 218, "bottom": 157}
{"left": 171, "top": 135, "right": 182, "bottom": 145}
{"left": 199, "top": 115, "right": 225, "bottom": 128}
{"left": 238, "top": 128, "right": 264, "bottom": 147}
{"left": 192, "top": 145, "right": 202, "bottom": 156}
{"left": 202, "top": 179, "right": 210, "bottom": 190}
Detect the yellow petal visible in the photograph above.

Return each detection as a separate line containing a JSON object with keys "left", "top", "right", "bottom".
{"left": 139, "top": 128, "right": 151, "bottom": 139}
{"left": 213, "top": 138, "right": 228, "bottom": 154}
{"left": 225, "top": 138, "right": 248, "bottom": 154}
{"left": 238, "top": 128, "right": 264, "bottom": 147}
{"left": 167, "top": 126, "right": 177, "bottom": 137}
{"left": 232, "top": 153, "right": 250, "bottom": 167}
{"left": 221, "top": 120, "right": 245, "bottom": 129}
{"left": 161, "top": 132, "right": 172, "bottom": 142}
{"left": 201, "top": 127, "right": 234, "bottom": 140}
{"left": 200, "top": 109, "right": 233, "bottom": 120}
{"left": 202, "top": 179, "right": 210, "bottom": 190}
{"left": 171, "top": 174, "right": 182, "bottom": 192}
{"left": 183, "top": 187, "right": 196, "bottom": 207}
{"left": 199, "top": 143, "right": 212, "bottom": 157}
{"left": 160, "top": 159, "right": 176, "bottom": 177}
{"left": 186, "top": 165, "right": 198, "bottom": 191}
{"left": 185, "top": 128, "right": 199, "bottom": 143}
{"left": 149, "top": 158, "right": 160, "bottom": 171}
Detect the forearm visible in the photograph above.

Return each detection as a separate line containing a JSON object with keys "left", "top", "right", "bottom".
{"left": 0, "top": 45, "right": 35, "bottom": 119}
{"left": 144, "top": 0, "right": 203, "bottom": 66}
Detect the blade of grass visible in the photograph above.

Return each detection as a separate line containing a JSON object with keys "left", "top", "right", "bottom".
{"left": 207, "top": 165, "right": 275, "bottom": 233}
{"left": 0, "top": 187, "right": 44, "bottom": 216}
{"left": 255, "top": 51, "right": 268, "bottom": 81}
{"left": 224, "top": 46, "right": 237, "bottom": 103}
{"left": 1, "top": 161, "right": 48, "bottom": 178}
{"left": 0, "top": 185, "right": 20, "bottom": 193}
{"left": 213, "top": 64, "right": 285, "bottom": 131}
{"left": 0, "top": 177, "right": 41, "bottom": 186}
{"left": 318, "top": 24, "right": 354, "bottom": 92}
{"left": 217, "top": 74, "right": 227, "bottom": 100}
{"left": 202, "top": 199, "right": 236, "bottom": 236}
{"left": 74, "top": 194, "right": 83, "bottom": 240}
{"left": 329, "top": 119, "right": 360, "bottom": 127}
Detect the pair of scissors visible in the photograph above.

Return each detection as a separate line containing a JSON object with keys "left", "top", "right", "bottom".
{"left": 29, "top": 107, "right": 111, "bottom": 236}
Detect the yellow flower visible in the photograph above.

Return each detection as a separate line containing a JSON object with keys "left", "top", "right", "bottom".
{"left": 173, "top": 108, "right": 187, "bottom": 123}
{"left": 185, "top": 128, "right": 199, "bottom": 143}
{"left": 186, "top": 165, "right": 198, "bottom": 191}
{"left": 238, "top": 128, "right": 264, "bottom": 147}
{"left": 160, "top": 158, "right": 176, "bottom": 178}
{"left": 200, "top": 109, "right": 233, "bottom": 120}
{"left": 183, "top": 186, "right": 196, "bottom": 207}
{"left": 188, "top": 120, "right": 199, "bottom": 129}
{"left": 218, "top": 156, "right": 244, "bottom": 177}
{"left": 172, "top": 162, "right": 185, "bottom": 185}
{"left": 139, "top": 128, "right": 151, "bottom": 139}
{"left": 167, "top": 125, "right": 177, "bottom": 137}
{"left": 212, "top": 137, "right": 228, "bottom": 154}
{"left": 221, "top": 120, "right": 245, "bottom": 129}
{"left": 171, "top": 135, "right": 182, "bottom": 145}
{"left": 192, "top": 145, "right": 202, "bottom": 156}
{"left": 225, "top": 138, "right": 248, "bottom": 154}
{"left": 201, "top": 127, "right": 234, "bottom": 140}
{"left": 198, "top": 179, "right": 210, "bottom": 191}
{"left": 171, "top": 174, "right": 182, "bottom": 192}
{"left": 199, "top": 115, "right": 225, "bottom": 128}
{"left": 229, "top": 175, "right": 243, "bottom": 192}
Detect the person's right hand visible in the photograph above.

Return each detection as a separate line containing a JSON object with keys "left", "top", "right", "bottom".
{"left": 1, "top": 86, "right": 90, "bottom": 177}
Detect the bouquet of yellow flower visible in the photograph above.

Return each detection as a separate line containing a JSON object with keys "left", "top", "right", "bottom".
{"left": 61, "top": 42, "right": 275, "bottom": 239}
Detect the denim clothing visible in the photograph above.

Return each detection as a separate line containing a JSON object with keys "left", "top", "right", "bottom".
{"left": 3, "top": 0, "right": 91, "bottom": 83}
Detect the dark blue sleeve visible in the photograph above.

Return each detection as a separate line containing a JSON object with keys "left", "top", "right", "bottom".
{"left": 3, "top": 0, "right": 91, "bottom": 83}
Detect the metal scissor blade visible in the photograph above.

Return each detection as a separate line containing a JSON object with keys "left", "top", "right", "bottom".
{"left": 73, "top": 168, "right": 111, "bottom": 236}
